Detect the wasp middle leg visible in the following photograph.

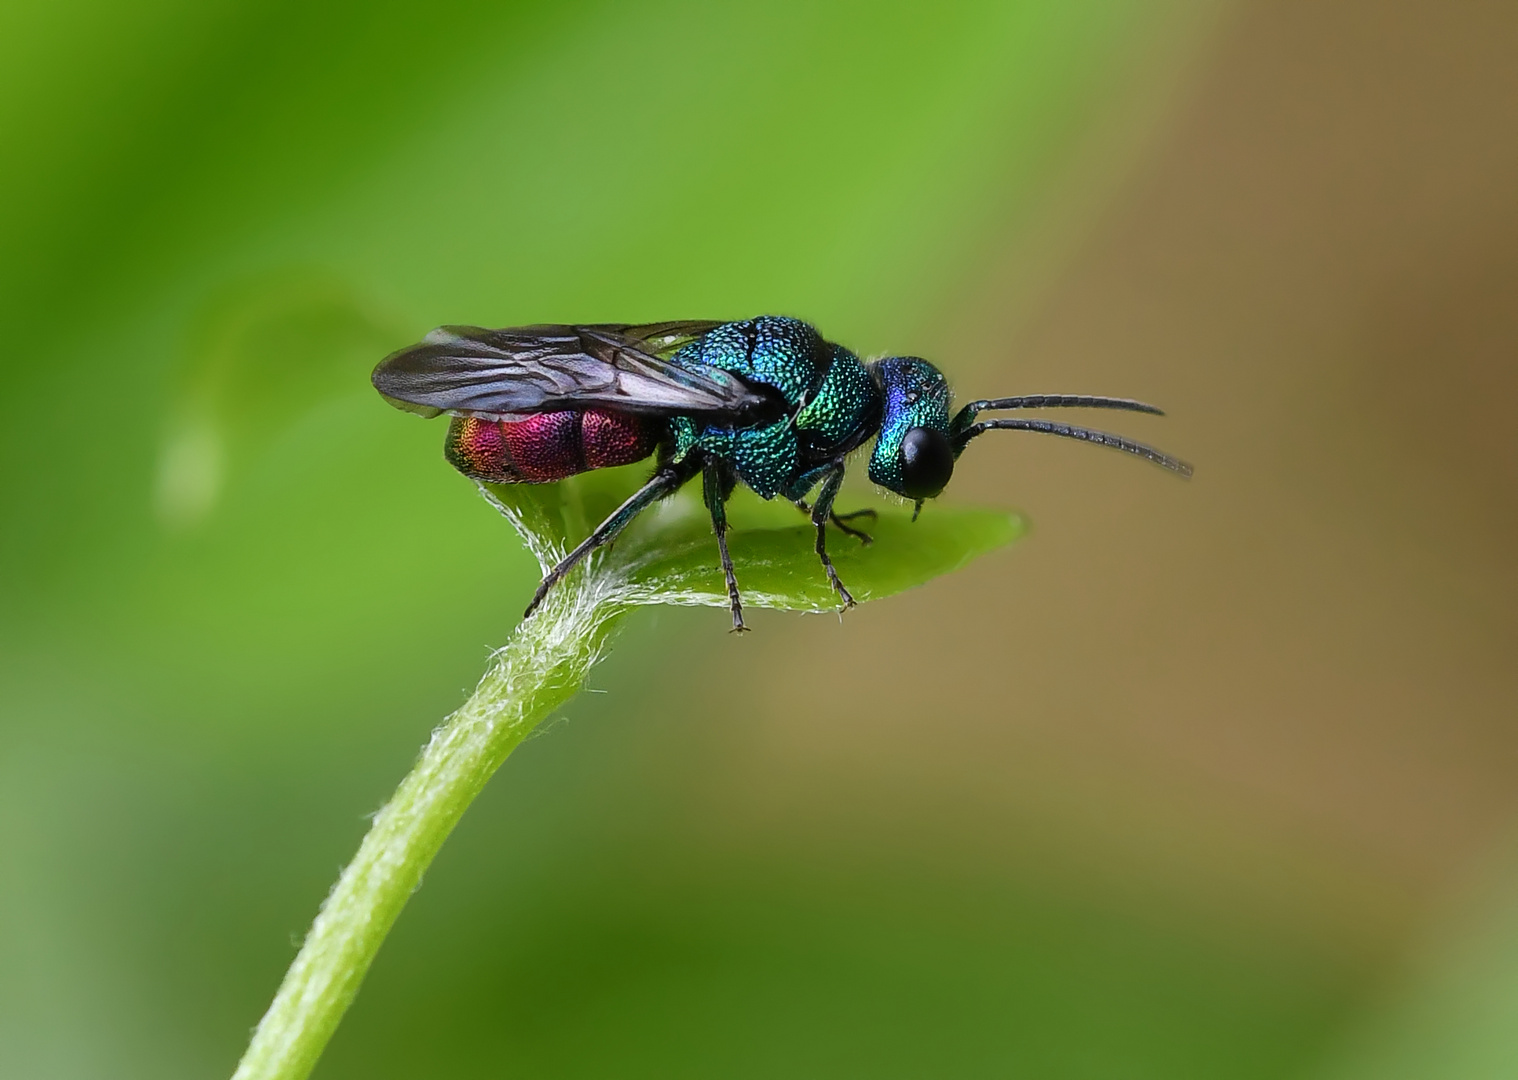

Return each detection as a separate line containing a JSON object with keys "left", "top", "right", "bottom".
{"left": 702, "top": 456, "right": 747, "bottom": 633}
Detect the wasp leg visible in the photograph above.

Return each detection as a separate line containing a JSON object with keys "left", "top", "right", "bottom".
{"left": 703, "top": 457, "right": 747, "bottom": 633}
{"left": 524, "top": 459, "right": 697, "bottom": 619}
{"left": 827, "top": 507, "right": 876, "bottom": 545}
{"left": 792, "top": 500, "right": 876, "bottom": 545}
{"left": 809, "top": 464, "right": 856, "bottom": 609}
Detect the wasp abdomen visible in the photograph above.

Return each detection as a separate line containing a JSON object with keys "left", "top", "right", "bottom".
{"left": 445, "top": 410, "right": 656, "bottom": 483}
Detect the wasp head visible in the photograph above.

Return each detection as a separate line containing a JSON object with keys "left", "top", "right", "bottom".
{"left": 867, "top": 357, "right": 955, "bottom": 510}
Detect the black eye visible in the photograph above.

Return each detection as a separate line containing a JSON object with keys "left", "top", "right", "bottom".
{"left": 899, "top": 427, "right": 954, "bottom": 499}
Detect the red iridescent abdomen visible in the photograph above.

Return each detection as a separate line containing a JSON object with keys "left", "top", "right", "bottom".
{"left": 445, "top": 409, "right": 658, "bottom": 483}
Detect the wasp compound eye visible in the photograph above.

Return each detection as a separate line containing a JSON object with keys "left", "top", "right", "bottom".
{"left": 899, "top": 426, "right": 954, "bottom": 500}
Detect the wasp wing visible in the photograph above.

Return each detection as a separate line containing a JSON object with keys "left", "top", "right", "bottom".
{"left": 372, "top": 321, "right": 777, "bottom": 421}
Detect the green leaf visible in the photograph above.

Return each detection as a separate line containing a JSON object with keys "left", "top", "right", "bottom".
{"left": 235, "top": 464, "right": 1020, "bottom": 1080}
{"left": 626, "top": 499, "right": 1024, "bottom": 611}
{"left": 481, "top": 468, "right": 1025, "bottom": 614}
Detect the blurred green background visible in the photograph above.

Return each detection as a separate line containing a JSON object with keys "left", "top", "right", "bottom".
{"left": 4, "top": 0, "right": 1518, "bottom": 1076}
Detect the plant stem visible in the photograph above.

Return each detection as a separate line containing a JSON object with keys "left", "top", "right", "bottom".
{"left": 231, "top": 578, "right": 625, "bottom": 1080}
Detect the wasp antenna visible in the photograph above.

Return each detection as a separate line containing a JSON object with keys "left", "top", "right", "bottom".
{"left": 957, "top": 418, "right": 1193, "bottom": 477}
{"left": 963, "top": 393, "right": 1165, "bottom": 418}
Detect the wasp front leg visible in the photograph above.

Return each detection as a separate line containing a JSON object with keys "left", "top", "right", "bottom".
{"left": 794, "top": 499, "right": 876, "bottom": 545}
{"left": 808, "top": 463, "right": 856, "bottom": 609}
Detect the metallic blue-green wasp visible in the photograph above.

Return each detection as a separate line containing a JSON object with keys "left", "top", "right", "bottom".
{"left": 373, "top": 316, "right": 1192, "bottom": 630}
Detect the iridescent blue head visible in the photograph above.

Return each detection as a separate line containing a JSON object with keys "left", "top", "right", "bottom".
{"left": 868, "top": 356, "right": 956, "bottom": 510}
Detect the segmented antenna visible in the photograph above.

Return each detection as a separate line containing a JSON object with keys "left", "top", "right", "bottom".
{"left": 955, "top": 417, "right": 1193, "bottom": 477}
{"left": 961, "top": 395, "right": 1165, "bottom": 416}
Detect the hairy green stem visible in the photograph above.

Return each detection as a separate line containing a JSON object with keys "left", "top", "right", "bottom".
{"left": 231, "top": 577, "right": 625, "bottom": 1080}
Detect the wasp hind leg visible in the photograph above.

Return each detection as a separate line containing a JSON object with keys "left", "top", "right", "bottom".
{"left": 808, "top": 464, "right": 856, "bottom": 609}
{"left": 524, "top": 459, "right": 697, "bottom": 619}
{"left": 702, "top": 457, "right": 747, "bottom": 633}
